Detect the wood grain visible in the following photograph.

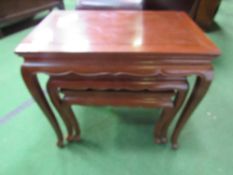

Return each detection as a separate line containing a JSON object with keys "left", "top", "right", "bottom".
{"left": 16, "top": 11, "right": 220, "bottom": 148}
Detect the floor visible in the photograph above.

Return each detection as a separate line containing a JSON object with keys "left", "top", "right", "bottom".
{"left": 0, "top": 0, "right": 233, "bottom": 174}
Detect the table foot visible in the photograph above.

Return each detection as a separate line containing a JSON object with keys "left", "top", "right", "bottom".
{"left": 171, "top": 143, "right": 178, "bottom": 150}
{"left": 154, "top": 108, "right": 172, "bottom": 144}
{"left": 161, "top": 137, "right": 167, "bottom": 144}
{"left": 57, "top": 140, "right": 65, "bottom": 148}
{"left": 154, "top": 137, "right": 161, "bottom": 144}
{"left": 72, "top": 135, "right": 81, "bottom": 142}
{"left": 62, "top": 102, "right": 81, "bottom": 142}
{"left": 66, "top": 135, "right": 74, "bottom": 142}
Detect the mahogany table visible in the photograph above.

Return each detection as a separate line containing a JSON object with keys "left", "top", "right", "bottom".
{"left": 15, "top": 10, "right": 220, "bottom": 148}
{"left": 47, "top": 75, "right": 189, "bottom": 145}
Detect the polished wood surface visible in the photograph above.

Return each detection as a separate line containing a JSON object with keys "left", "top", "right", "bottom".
{"left": 16, "top": 11, "right": 220, "bottom": 148}
{"left": 47, "top": 76, "right": 188, "bottom": 144}
{"left": 16, "top": 10, "right": 219, "bottom": 57}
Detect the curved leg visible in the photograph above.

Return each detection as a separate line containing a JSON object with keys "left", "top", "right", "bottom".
{"left": 154, "top": 107, "right": 173, "bottom": 144}
{"left": 21, "top": 66, "right": 64, "bottom": 147}
{"left": 160, "top": 89, "right": 188, "bottom": 144}
{"left": 47, "top": 79, "right": 73, "bottom": 141}
{"left": 62, "top": 102, "right": 81, "bottom": 142}
{"left": 171, "top": 72, "right": 213, "bottom": 149}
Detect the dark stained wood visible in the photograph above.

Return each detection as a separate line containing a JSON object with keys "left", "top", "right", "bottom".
{"left": 76, "top": 0, "right": 143, "bottom": 10}
{"left": 194, "top": 0, "right": 222, "bottom": 29}
{"left": 143, "top": 0, "right": 221, "bottom": 29}
{"left": 16, "top": 11, "right": 220, "bottom": 148}
{"left": 144, "top": 0, "right": 196, "bottom": 12}
{"left": 0, "top": 0, "right": 64, "bottom": 35}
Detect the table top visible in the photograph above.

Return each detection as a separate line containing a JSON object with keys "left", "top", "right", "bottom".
{"left": 15, "top": 10, "right": 220, "bottom": 57}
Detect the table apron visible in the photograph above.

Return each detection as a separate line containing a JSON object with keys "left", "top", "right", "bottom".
{"left": 22, "top": 61, "right": 213, "bottom": 80}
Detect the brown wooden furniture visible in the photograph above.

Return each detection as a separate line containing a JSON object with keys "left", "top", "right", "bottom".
{"left": 144, "top": 0, "right": 222, "bottom": 29}
{"left": 194, "top": 0, "right": 222, "bottom": 29}
{"left": 0, "top": 0, "right": 64, "bottom": 37}
{"left": 15, "top": 11, "right": 220, "bottom": 149}
{"left": 76, "top": 0, "right": 221, "bottom": 29}
{"left": 144, "top": 0, "right": 221, "bottom": 30}
{"left": 76, "top": 0, "right": 143, "bottom": 10}
{"left": 46, "top": 75, "right": 189, "bottom": 145}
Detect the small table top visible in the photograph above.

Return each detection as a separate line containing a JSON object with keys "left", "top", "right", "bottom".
{"left": 15, "top": 10, "right": 220, "bottom": 58}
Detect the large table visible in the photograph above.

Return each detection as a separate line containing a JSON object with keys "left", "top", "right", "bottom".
{"left": 15, "top": 10, "right": 220, "bottom": 148}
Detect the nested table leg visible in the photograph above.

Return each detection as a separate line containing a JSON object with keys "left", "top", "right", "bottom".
{"left": 160, "top": 89, "right": 188, "bottom": 143}
{"left": 171, "top": 72, "right": 213, "bottom": 149}
{"left": 154, "top": 107, "right": 173, "bottom": 144}
{"left": 47, "top": 81, "right": 76, "bottom": 142}
{"left": 62, "top": 101, "right": 81, "bottom": 141}
{"left": 21, "top": 66, "right": 64, "bottom": 147}
{"left": 154, "top": 89, "right": 188, "bottom": 144}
